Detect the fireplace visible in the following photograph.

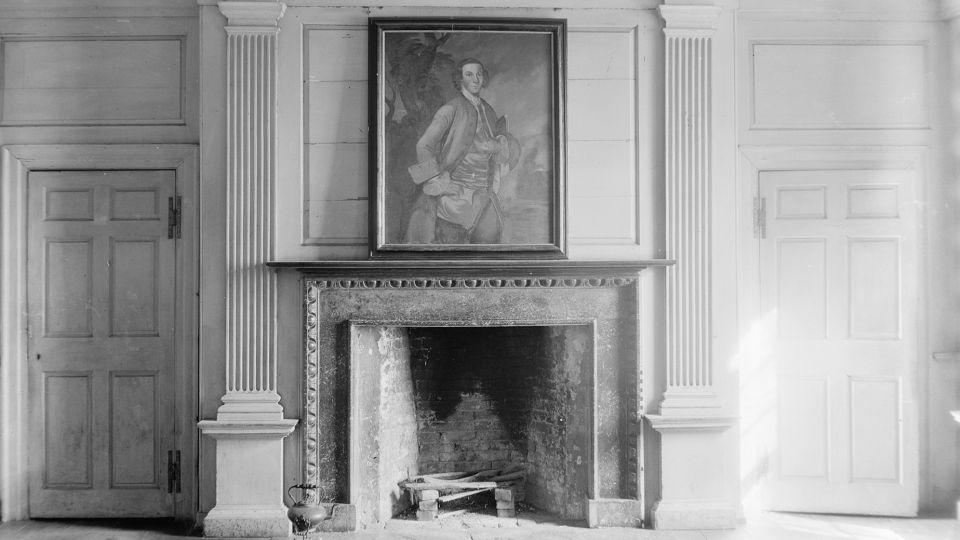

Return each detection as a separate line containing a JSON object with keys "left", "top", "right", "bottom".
{"left": 356, "top": 324, "right": 593, "bottom": 522}
{"left": 292, "top": 261, "right": 655, "bottom": 530}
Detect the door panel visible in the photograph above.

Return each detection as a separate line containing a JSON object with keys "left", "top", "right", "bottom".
{"left": 27, "top": 170, "right": 177, "bottom": 517}
{"left": 759, "top": 168, "right": 918, "bottom": 516}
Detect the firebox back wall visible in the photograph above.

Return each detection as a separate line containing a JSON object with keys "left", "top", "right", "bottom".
{"left": 406, "top": 325, "right": 592, "bottom": 519}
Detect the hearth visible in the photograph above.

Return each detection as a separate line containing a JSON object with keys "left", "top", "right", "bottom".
{"left": 286, "top": 260, "right": 658, "bottom": 530}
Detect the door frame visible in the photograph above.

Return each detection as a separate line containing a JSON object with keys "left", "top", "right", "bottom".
{"left": 1, "top": 144, "right": 199, "bottom": 521}
{"left": 736, "top": 145, "right": 928, "bottom": 512}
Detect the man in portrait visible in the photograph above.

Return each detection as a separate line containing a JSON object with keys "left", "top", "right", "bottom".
{"left": 405, "top": 58, "right": 520, "bottom": 244}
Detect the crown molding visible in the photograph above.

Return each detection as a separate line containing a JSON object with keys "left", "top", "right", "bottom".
{"left": 0, "top": 0, "right": 198, "bottom": 18}
{"left": 218, "top": 0, "right": 286, "bottom": 26}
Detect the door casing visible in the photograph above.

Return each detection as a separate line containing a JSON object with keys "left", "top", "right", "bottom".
{"left": 0, "top": 145, "right": 199, "bottom": 521}
{"left": 736, "top": 145, "right": 928, "bottom": 515}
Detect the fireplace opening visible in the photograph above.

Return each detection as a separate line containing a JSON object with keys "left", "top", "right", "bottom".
{"left": 366, "top": 324, "right": 594, "bottom": 525}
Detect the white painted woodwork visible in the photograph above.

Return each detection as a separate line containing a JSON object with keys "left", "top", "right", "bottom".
{"left": 567, "top": 28, "right": 638, "bottom": 245}
{"left": 221, "top": 8, "right": 283, "bottom": 406}
{"left": 2, "top": 38, "right": 184, "bottom": 126}
{"left": 288, "top": 10, "right": 657, "bottom": 258}
{"left": 758, "top": 167, "right": 919, "bottom": 516}
{"left": 736, "top": 17, "right": 936, "bottom": 147}
{"left": 0, "top": 15, "right": 199, "bottom": 145}
{"left": 646, "top": 2, "right": 739, "bottom": 530}
{"left": 198, "top": 3, "right": 298, "bottom": 537}
{"left": 750, "top": 43, "right": 927, "bottom": 130}
{"left": 659, "top": 4, "right": 720, "bottom": 412}
{"left": 27, "top": 170, "right": 177, "bottom": 517}
{"left": 2, "top": 145, "right": 199, "bottom": 522}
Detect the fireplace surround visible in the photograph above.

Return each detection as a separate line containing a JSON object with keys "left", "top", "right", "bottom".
{"left": 276, "top": 260, "right": 666, "bottom": 530}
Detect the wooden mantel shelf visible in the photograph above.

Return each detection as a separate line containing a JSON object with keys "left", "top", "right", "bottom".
{"left": 266, "top": 259, "right": 673, "bottom": 278}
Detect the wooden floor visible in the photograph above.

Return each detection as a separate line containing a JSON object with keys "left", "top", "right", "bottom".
{"left": 0, "top": 512, "right": 958, "bottom": 539}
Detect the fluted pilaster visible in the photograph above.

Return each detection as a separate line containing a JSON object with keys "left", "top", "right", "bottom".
{"left": 646, "top": 3, "right": 736, "bottom": 529}
{"left": 219, "top": 0, "right": 286, "bottom": 418}
{"left": 659, "top": 3, "right": 721, "bottom": 413}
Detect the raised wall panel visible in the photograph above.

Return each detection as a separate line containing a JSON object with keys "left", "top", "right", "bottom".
{"left": 45, "top": 189, "right": 93, "bottom": 221}
{"left": 778, "top": 377, "right": 828, "bottom": 478}
{"left": 849, "top": 238, "right": 900, "bottom": 339}
{"left": 1, "top": 38, "right": 184, "bottom": 126}
{"left": 567, "top": 29, "right": 637, "bottom": 246}
{"left": 568, "top": 30, "right": 633, "bottom": 80}
{"left": 44, "top": 373, "right": 92, "bottom": 488}
{"left": 305, "top": 141, "right": 367, "bottom": 243}
{"left": 567, "top": 79, "right": 633, "bottom": 142}
{"left": 568, "top": 141, "right": 634, "bottom": 199}
{"left": 110, "top": 372, "right": 158, "bottom": 488}
{"left": 850, "top": 377, "right": 901, "bottom": 482}
{"left": 305, "top": 27, "right": 367, "bottom": 82}
{"left": 306, "top": 201, "right": 367, "bottom": 242}
{"left": 111, "top": 189, "right": 161, "bottom": 221}
{"left": 751, "top": 42, "right": 927, "bottom": 130}
{"left": 848, "top": 185, "right": 899, "bottom": 219}
{"left": 110, "top": 239, "right": 159, "bottom": 337}
{"left": 777, "top": 238, "right": 827, "bottom": 339}
{"left": 44, "top": 239, "right": 93, "bottom": 337}
{"left": 569, "top": 197, "right": 634, "bottom": 242}
{"left": 776, "top": 186, "right": 826, "bottom": 219}
{"left": 306, "top": 81, "right": 367, "bottom": 144}
{"left": 304, "top": 26, "right": 368, "bottom": 245}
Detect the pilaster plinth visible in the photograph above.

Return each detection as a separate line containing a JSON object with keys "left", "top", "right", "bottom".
{"left": 198, "top": 420, "right": 298, "bottom": 537}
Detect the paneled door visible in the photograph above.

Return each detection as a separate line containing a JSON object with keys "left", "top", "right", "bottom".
{"left": 27, "top": 170, "right": 178, "bottom": 517}
{"left": 759, "top": 168, "right": 918, "bottom": 515}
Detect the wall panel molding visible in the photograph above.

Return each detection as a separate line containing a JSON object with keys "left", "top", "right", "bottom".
{"left": 748, "top": 40, "right": 929, "bottom": 131}
{"left": 1, "top": 36, "right": 187, "bottom": 128}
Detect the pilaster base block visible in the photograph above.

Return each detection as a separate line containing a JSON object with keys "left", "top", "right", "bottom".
{"left": 651, "top": 499, "right": 737, "bottom": 530}
{"left": 202, "top": 504, "right": 289, "bottom": 538}
{"left": 646, "top": 414, "right": 736, "bottom": 530}
{"left": 198, "top": 417, "right": 297, "bottom": 538}
{"left": 586, "top": 498, "right": 643, "bottom": 528}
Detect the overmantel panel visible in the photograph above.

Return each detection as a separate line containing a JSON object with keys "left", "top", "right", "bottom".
{"left": 274, "top": 4, "right": 662, "bottom": 262}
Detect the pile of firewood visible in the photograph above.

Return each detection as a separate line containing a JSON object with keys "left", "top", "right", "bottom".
{"left": 399, "top": 464, "right": 527, "bottom": 520}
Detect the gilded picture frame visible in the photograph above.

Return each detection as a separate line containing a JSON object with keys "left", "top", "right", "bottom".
{"left": 369, "top": 18, "right": 567, "bottom": 258}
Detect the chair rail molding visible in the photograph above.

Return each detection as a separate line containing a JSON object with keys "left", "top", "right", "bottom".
{"left": 197, "top": 2, "right": 296, "bottom": 537}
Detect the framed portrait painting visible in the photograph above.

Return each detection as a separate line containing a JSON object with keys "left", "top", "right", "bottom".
{"left": 369, "top": 18, "right": 567, "bottom": 258}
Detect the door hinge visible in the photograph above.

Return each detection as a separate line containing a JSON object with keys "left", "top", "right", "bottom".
{"left": 167, "top": 450, "right": 181, "bottom": 493}
{"left": 753, "top": 196, "right": 767, "bottom": 239}
{"left": 167, "top": 196, "right": 182, "bottom": 240}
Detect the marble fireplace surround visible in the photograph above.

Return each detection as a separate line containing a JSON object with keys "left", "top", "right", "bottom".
{"left": 270, "top": 260, "right": 668, "bottom": 530}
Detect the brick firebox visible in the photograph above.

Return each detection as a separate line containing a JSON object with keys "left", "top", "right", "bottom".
{"left": 281, "top": 260, "right": 664, "bottom": 531}
{"left": 367, "top": 324, "right": 594, "bottom": 521}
